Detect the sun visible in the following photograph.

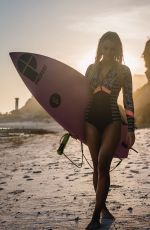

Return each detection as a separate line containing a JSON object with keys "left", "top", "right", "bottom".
{"left": 123, "top": 53, "right": 139, "bottom": 74}
{"left": 76, "top": 50, "right": 95, "bottom": 75}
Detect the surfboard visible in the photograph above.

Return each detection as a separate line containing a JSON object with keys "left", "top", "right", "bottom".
{"left": 10, "top": 52, "right": 129, "bottom": 158}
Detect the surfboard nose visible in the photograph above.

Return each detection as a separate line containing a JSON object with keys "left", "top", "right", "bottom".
{"left": 9, "top": 52, "right": 15, "bottom": 59}
{"left": 9, "top": 52, "right": 18, "bottom": 64}
{"left": 9, "top": 52, "right": 24, "bottom": 67}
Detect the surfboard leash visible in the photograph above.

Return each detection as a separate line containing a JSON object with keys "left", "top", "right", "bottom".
{"left": 81, "top": 142, "right": 93, "bottom": 169}
{"left": 57, "top": 133, "right": 138, "bottom": 171}
{"left": 110, "top": 147, "right": 138, "bottom": 172}
{"left": 57, "top": 133, "right": 93, "bottom": 169}
{"left": 57, "top": 133, "right": 84, "bottom": 168}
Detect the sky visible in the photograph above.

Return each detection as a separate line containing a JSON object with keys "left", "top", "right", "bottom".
{"left": 0, "top": 0, "right": 150, "bottom": 113}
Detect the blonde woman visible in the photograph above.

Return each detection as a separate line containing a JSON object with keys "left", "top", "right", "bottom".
{"left": 85, "top": 31, "right": 135, "bottom": 229}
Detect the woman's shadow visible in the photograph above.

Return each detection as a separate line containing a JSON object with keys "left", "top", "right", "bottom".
{"left": 100, "top": 217, "right": 115, "bottom": 229}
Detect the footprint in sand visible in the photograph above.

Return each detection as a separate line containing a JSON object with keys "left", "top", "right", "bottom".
{"left": 33, "top": 170, "right": 42, "bottom": 173}
{"left": 0, "top": 182, "right": 6, "bottom": 185}
{"left": 126, "top": 175, "right": 134, "bottom": 178}
{"left": 130, "top": 170, "right": 139, "bottom": 174}
{"left": 26, "top": 178, "right": 34, "bottom": 181}
{"left": 9, "top": 190, "right": 25, "bottom": 195}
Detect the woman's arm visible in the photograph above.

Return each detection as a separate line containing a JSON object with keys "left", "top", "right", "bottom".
{"left": 122, "top": 65, "right": 135, "bottom": 147}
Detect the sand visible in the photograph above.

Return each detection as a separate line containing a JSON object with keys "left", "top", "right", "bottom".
{"left": 0, "top": 122, "right": 149, "bottom": 229}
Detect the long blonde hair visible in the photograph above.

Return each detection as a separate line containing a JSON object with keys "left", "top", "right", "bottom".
{"left": 95, "top": 31, "right": 123, "bottom": 65}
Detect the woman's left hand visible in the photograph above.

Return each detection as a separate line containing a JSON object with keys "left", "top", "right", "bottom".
{"left": 127, "top": 132, "right": 135, "bottom": 149}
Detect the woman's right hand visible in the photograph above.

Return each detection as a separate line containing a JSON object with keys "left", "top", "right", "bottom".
{"left": 127, "top": 131, "right": 135, "bottom": 149}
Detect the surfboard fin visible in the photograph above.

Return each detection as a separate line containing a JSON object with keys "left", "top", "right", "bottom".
{"left": 57, "top": 133, "right": 70, "bottom": 155}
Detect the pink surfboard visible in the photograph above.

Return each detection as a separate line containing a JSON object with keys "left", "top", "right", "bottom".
{"left": 10, "top": 52, "right": 128, "bottom": 158}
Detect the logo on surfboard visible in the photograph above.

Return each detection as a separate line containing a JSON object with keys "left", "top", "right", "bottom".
{"left": 17, "top": 53, "right": 47, "bottom": 84}
{"left": 49, "top": 93, "right": 61, "bottom": 108}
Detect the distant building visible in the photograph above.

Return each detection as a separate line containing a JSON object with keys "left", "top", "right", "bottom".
{"left": 15, "top": 98, "right": 19, "bottom": 110}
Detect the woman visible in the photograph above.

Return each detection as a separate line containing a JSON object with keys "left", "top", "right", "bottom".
{"left": 143, "top": 39, "right": 150, "bottom": 82}
{"left": 85, "top": 31, "right": 135, "bottom": 230}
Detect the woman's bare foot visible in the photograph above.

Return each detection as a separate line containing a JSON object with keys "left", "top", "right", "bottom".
{"left": 85, "top": 219, "right": 101, "bottom": 230}
{"left": 101, "top": 206, "right": 115, "bottom": 220}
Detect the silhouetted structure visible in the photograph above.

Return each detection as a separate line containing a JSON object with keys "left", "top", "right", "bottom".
{"left": 15, "top": 98, "right": 19, "bottom": 110}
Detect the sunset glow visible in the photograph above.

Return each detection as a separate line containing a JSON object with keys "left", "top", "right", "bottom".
{"left": 77, "top": 51, "right": 143, "bottom": 75}
{"left": 124, "top": 53, "right": 140, "bottom": 74}
{"left": 0, "top": 0, "right": 149, "bottom": 112}
{"left": 76, "top": 50, "right": 95, "bottom": 74}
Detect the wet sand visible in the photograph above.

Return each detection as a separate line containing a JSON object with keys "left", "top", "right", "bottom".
{"left": 0, "top": 123, "right": 149, "bottom": 229}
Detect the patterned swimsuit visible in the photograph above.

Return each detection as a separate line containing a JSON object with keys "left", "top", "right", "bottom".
{"left": 85, "top": 63, "right": 135, "bottom": 132}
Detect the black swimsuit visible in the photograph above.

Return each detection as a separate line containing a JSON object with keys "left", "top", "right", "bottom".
{"left": 86, "top": 91, "right": 113, "bottom": 132}
{"left": 85, "top": 63, "right": 135, "bottom": 132}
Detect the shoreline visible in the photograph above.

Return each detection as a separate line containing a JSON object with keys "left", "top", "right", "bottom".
{"left": 0, "top": 121, "right": 64, "bottom": 136}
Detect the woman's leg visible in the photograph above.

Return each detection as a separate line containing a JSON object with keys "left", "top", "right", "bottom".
{"left": 91, "top": 121, "right": 121, "bottom": 222}
{"left": 85, "top": 122, "right": 101, "bottom": 191}
{"left": 85, "top": 122, "right": 112, "bottom": 221}
{"left": 85, "top": 122, "right": 102, "bottom": 229}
